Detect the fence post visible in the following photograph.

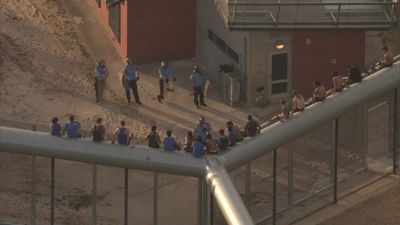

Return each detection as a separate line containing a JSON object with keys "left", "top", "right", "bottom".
{"left": 393, "top": 88, "right": 398, "bottom": 174}
{"left": 288, "top": 148, "right": 294, "bottom": 206}
{"left": 51, "top": 158, "right": 55, "bottom": 225}
{"left": 197, "top": 177, "right": 203, "bottom": 225}
{"left": 333, "top": 119, "right": 339, "bottom": 203}
{"left": 153, "top": 172, "right": 159, "bottom": 225}
{"left": 272, "top": 149, "right": 277, "bottom": 225}
{"left": 31, "top": 156, "right": 36, "bottom": 225}
{"left": 92, "top": 165, "right": 97, "bottom": 225}
{"left": 124, "top": 168, "right": 128, "bottom": 225}
{"left": 245, "top": 162, "right": 251, "bottom": 211}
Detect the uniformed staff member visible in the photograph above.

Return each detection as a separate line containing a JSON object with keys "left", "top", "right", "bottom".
{"left": 123, "top": 58, "right": 142, "bottom": 105}
{"left": 157, "top": 61, "right": 172, "bottom": 103}
{"left": 95, "top": 59, "right": 108, "bottom": 103}
{"left": 190, "top": 66, "right": 206, "bottom": 108}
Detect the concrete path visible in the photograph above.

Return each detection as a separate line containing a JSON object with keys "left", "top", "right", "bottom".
{"left": 293, "top": 175, "right": 400, "bottom": 225}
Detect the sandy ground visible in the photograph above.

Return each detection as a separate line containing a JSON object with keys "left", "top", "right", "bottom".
{"left": 0, "top": 0, "right": 399, "bottom": 225}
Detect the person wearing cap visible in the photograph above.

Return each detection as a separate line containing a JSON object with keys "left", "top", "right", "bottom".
{"left": 193, "top": 116, "right": 212, "bottom": 143}
{"left": 157, "top": 61, "right": 172, "bottom": 103}
{"left": 190, "top": 66, "right": 206, "bottom": 108}
{"left": 123, "top": 58, "right": 142, "bottom": 105}
{"left": 95, "top": 59, "right": 108, "bottom": 103}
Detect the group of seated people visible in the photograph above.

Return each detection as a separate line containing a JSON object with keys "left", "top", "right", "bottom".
{"left": 269, "top": 46, "right": 395, "bottom": 124}
{"left": 49, "top": 114, "right": 262, "bottom": 158}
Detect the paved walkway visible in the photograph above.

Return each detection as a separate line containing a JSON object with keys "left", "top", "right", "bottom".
{"left": 294, "top": 175, "right": 400, "bottom": 225}
{"left": 58, "top": 0, "right": 279, "bottom": 133}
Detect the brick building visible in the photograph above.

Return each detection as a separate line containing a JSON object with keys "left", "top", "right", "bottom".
{"left": 92, "top": 0, "right": 397, "bottom": 105}
{"left": 92, "top": 0, "right": 195, "bottom": 64}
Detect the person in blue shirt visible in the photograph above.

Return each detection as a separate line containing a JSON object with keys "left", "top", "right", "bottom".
{"left": 112, "top": 120, "right": 131, "bottom": 145}
{"left": 62, "top": 115, "right": 81, "bottom": 138}
{"left": 193, "top": 117, "right": 212, "bottom": 143}
{"left": 191, "top": 136, "right": 205, "bottom": 158}
{"left": 157, "top": 61, "right": 173, "bottom": 103}
{"left": 95, "top": 59, "right": 108, "bottom": 103}
{"left": 217, "top": 129, "right": 229, "bottom": 151}
{"left": 123, "top": 58, "right": 142, "bottom": 105}
{"left": 50, "top": 117, "right": 61, "bottom": 137}
{"left": 163, "top": 129, "right": 180, "bottom": 151}
{"left": 190, "top": 66, "right": 206, "bottom": 108}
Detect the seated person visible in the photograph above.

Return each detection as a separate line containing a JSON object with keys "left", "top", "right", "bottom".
{"left": 163, "top": 129, "right": 180, "bottom": 151}
{"left": 205, "top": 133, "right": 218, "bottom": 154}
{"left": 226, "top": 121, "right": 242, "bottom": 146}
{"left": 191, "top": 136, "right": 205, "bottom": 158}
{"left": 291, "top": 90, "right": 305, "bottom": 113}
{"left": 217, "top": 129, "right": 229, "bottom": 151}
{"left": 269, "top": 100, "right": 291, "bottom": 124}
{"left": 374, "top": 46, "right": 394, "bottom": 70}
{"left": 327, "top": 71, "right": 344, "bottom": 96}
{"left": 244, "top": 115, "right": 261, "bottom": 137}
{"left": 145, "top": 125, "right": 161, "bottom": 148}
{"left": 183, "top": 130, "right": 194, "bottom": 152}
{"left": 63, "top": 115, "right": 82, "bottom": 138}
{"left": 344, "top": 64, "right": 362, "bottom": 85}
{"left": 305, "top": 81, "right": 326, "bottom": 106}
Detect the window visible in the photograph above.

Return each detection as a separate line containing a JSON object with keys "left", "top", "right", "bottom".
{"left": 208, "top": 29, "right": 239, "bottom": 64}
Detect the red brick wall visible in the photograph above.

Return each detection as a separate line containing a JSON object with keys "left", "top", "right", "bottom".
{"left": 91, "top": 1, "right": 128, "bottom": 60}
{"left": 292, "top": 31, "right": 365, "bottom": 97}
{"left": 128, "top": 0, "right": 196, "bottom": 64}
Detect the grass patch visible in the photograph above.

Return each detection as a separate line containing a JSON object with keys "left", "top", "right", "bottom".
{"left": 69, "top": 193, "right": 105, "bottom": 211}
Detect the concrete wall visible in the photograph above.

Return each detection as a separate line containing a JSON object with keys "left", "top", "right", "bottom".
{"left": 195, "top": 0, "right": 248, "bottom": 79}
{"left": 292, "top": 31, "right": 365, "bottom": 97}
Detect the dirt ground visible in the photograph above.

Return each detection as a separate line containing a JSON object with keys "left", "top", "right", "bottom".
{"left": 0, "top": 0, "right": 399, "bottom": 225}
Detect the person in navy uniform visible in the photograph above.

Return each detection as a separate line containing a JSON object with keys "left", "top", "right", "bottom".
{"left": 94, "top": 59, "right": 108, "bottom": 103}
{"left": 157, "top": 61, "right": 172, "bottom": 103}
{"left": 190, "top": 66, "right": 206, "bottom": 108}
{"left": 123, "top": 58, "right": 142, "bottom": 105}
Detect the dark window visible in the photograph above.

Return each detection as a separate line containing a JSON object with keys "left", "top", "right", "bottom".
{"left": 271, "top": 53, "right": 288, "bottom": 81}
{"left": 96, "top": 0, "right": 101, "bottom": 7}
{"left": 108, "top": 3, "right": 121, "bottom": 43}
{"left": 271, "top": 83, "right": 288, "bottom": 94}
{"left": 214, "top": 35, "right": 227, "bottom": 52}
{"left": 208, "top": 30, "right": 214, "bottom": 41}
{"left": 227, "top": 46, "right": 239, "bottom": 63}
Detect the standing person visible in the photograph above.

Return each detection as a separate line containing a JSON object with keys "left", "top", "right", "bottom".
{"left": 292, "top": 90, "right": 305, "bottom": 113}
{"left": 62, "top": 115, "right": 81, "bottom": 138}
{"left": 95, "top": 59, "right": 108, "bottom": 103}
{"left": 92, "top": 118, "right": 106, "bottom": 142}
{"left": 112, "top": 121, "right": 131, "bottom": 145}
{"left": 50, "top": 117, "right": 61, "bottom": 137}
{"left": 345, "top": 64, "right": 362, "bottom": 85}
{"left": 193, "top": 117, "right": 212, "bottom": 143}
{"left": 157, "top": 61, "right": 172, "bottom": 103}
{"left": 163, "top": 129, "right": 180, "bottom": 151}
{"left": 123, "top": 58, "right": 142, "bottom": 105}
{"left": 145, "top": 125, "right": 161, "bottom": 148}
{"left": 190, "top": 66, "right": 206, "bottom": 108}
{"left": 191, "top": 136, "right": 205, "bottom": 158}
{"left": 244, "top": 115, "right": 261, "bottom": 137}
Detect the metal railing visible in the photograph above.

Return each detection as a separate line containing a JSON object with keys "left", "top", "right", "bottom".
{"left": 216, "top": 0, "right": 400, "bottom": 30}
{"left": 1, "top": 62, "right": 399, "bottom": 225}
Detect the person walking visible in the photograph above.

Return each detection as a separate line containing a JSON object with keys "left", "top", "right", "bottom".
{"left": 157, "top": 61, "right": 172, "bottom": 103}
{"left": 92, "top": 118, "right": 106, "bottom": 143}
{"left": 123, "top": 58, "right": 142, "bottom": 105}
{"left": 95, "top": 59, "right": 108, "bottom": 103}
{"left": 190, "top": 66, "right": 206, "bottom": 108}
{"left": 112, "top": 120, "right": 131, "bottom": 145}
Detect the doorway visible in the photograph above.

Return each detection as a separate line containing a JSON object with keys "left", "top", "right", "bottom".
{"left": 270, "top": 53, "right": 289, "bottom": 97}
{"left": 108, "top": 3, "right": 121, "bottom": 43}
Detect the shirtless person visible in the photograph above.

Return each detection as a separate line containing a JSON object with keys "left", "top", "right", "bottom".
{"left": 269, "top": 100, "right": 291, "bottom": 124}
{"left": 305, "top": 81, "right": 326, "bottom": 106}
{"left": 327, "top": 71, "right": 344, "bottom": 96}
{"left": 292, "top": 90, "right": 305, "bottom": 113}
{"left": 375, "top": 46, "right": 394, "bottom": 70}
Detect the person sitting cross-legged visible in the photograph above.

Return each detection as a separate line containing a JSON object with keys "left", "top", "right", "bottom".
{"left": 305, "top": 81, "right": 326, "bottom": 107}
{"left": 192, "top": 136, "right": 205, "bottom": 158}
{"left": 244, "top": 115, "right": 261, "bottom": 137}
{"left": 217, "top": 129, "right": 229, "bottom": 152}
{"left": 163, "top": 129, "right": 181, "bottom": 151}
{"left": 205, "top": 133, "right": 218, "bottom": 154}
